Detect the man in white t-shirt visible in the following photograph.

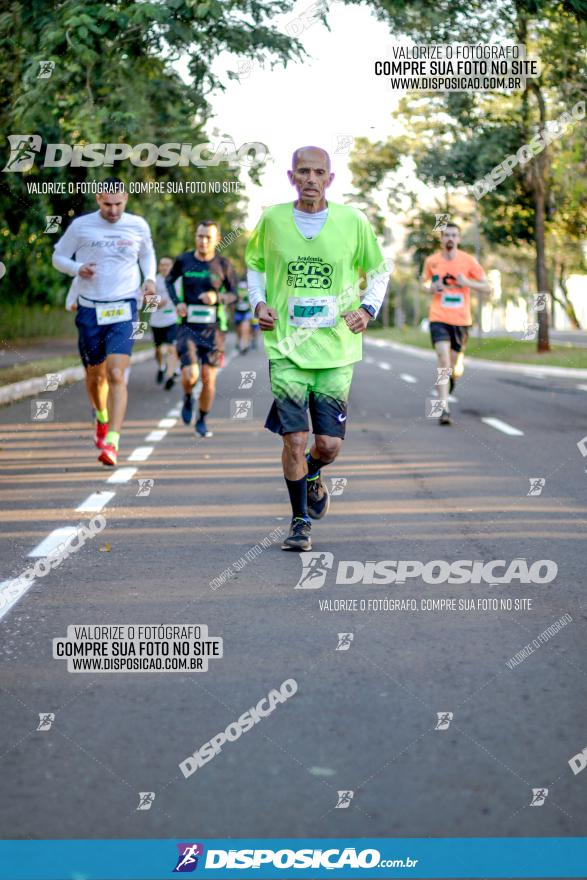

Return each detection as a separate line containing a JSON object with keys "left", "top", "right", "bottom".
{"left": 53, "top": 177, "right": 156, "bottom": 466}
{"left": 149, "top": 256, "right": 179, "bottom": 389}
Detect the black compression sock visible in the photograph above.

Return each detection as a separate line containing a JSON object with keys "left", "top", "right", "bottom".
{"left": 285, "top": 476, "right": 309, "bottom": 521}
{"left": 198, "top": 409, "right": 208, "bottom": 421}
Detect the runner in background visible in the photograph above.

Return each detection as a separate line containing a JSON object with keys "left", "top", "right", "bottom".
{"left": 53, "top": 177, "right": 156, "bottom": 465}
{"left": 421, "top": 223, "right": 491, "bottom": 425}
{"left": 165, "top": 221, "right": 238, "bottom": 438}
{"left": 234, "top": 280, "right": 252, "bottom": 354}
{"left": 150, "top": 256, "right": 179, "bottom": 390}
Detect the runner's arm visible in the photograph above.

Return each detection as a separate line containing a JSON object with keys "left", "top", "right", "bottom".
{"left": 138, "top": 222, "right": 157, "bottom": 290}
{"left": 360, "top": 268, "right": 391, "bottom": 317}
{"left": 52, "top": 221, "right": 84, "bottom": 276}
{"left": 246, "top": 269, "right": 266, "bottom": 315}
{"left": 165, "top": 258, "right": 182, "bottom": 306}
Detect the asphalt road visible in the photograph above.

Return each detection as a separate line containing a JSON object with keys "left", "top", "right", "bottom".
{"left": 0, "top": 333, "right": 586, "bottom": 846}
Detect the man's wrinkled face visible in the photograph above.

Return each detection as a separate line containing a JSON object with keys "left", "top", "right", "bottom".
{"left": 287, "top": 149, "right": 333, "bottom": 204}
{"left": 96, "top": 192, "right": 128, "bottom": 222}
{"left": 441, "top": 226, "right": 460, "bottom": 250}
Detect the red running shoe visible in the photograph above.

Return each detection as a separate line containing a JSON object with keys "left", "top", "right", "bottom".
{"left": 94, "top": 420, "right": 109, "bottom": 449}
{"left": 98, "top": 444, "right": 118, "bottom": 467}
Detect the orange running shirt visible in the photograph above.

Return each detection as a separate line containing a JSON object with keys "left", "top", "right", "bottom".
{"left": 423, "top": 250, "right": 485, "bottom": 326}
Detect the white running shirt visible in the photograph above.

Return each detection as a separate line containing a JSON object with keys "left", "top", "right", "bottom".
{"left": 150, "top": 274, "right": 178, "bottom": 328}
{"left": 53, "top": 210, "right": 156, "bottom": 305}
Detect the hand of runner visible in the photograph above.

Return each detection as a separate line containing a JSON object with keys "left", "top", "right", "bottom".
{"left": 455, "top": 273, "right": 468, "bottom": 286}
{"left": 255, "top": 303, "right": 278, "bottom": 331}
{"left": 200, "top": 291, "right": 218, "bottom": 305}
{"left": 177, "top": 302, "right": 188, "bottom": 317}
{"left": 78, "top": 262, "right": 96, "bottom": 279}
{"left": 431, "top": 279, "right": 444, "bottom": 293}
{"left": 343, "top": 309, "right": 369, "bottom": 334}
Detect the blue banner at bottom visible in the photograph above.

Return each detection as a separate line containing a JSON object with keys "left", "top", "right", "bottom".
{"left": 0, "top": 838, "right": 585, "bottom": 880}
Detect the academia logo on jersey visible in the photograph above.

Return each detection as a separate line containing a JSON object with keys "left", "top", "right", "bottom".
{"left": 287, "top": 257, "right": 333, "bottom": 289}
{"left": 2, "top": 136, "right": 268, "bottom": 172}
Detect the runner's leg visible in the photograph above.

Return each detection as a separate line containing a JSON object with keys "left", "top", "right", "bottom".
{"left": 105, "top": 353, "right": 130, "bottom": 435}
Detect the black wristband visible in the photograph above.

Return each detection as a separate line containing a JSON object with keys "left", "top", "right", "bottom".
{"left": 360, "top": 304, "right": 376, "bottom": 319}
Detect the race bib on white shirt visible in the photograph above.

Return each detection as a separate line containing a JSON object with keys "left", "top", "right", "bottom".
{"left": 187, "top": 304, "right": 216, "bottom": 324}
{"left": 96, "top": 302, "right": 132, "bottom": 325}
{"left": 287, "top": 296, "right": 337, "bottom": 328}
{"left": 440, "top": 291, "right": 464, "bottom": 309}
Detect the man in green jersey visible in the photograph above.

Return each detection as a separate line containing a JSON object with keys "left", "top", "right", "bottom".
{"left": 245, "top": 146, "right": 388, "bottom": 551}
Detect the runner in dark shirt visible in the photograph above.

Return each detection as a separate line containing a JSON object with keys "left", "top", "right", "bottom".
{"left": 166, "top": 221, "right": 238, "bottom": 437}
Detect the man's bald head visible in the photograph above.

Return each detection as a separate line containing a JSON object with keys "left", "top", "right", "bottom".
{"left": 288, "top": 146, "right": 334, "bottom": 211}
{"left": 291, "top": 146, "right": 331, "bottom": 172}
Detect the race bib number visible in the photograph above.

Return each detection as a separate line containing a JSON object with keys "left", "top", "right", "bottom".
{"left": 440, "top": 291, "right": 464, "bottom": 309}
{"left": 187, "top": 304, "right": 216, "bottom": 324}
{"left": 288, "top": 296, "right": 337, "bottom": 328}
{"left": 96, "top": 302, "right": 132, "bottom": 325}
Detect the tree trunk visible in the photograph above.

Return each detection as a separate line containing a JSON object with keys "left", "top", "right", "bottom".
{"left": 533, "top": 185, "right": 551, "bottom": 351}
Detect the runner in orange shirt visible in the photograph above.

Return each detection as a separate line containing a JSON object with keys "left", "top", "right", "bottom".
{"left": 422, "top": 223, "right": 491, "bottom": 425}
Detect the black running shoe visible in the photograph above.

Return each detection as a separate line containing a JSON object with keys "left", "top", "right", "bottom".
{"left": 281, "top": 517, "right": 312, "bottom": 551}
{"left": 195, "top": 416, "right": 213, "bottom": 438}
{"left": 164, "top": 375, "right": 176, "bottom": 391}
{"left": 181, "top": 394, "right": 194, "bottom": 425}
{"left": 307, "top": 474, "right": 330, "bottom": 520}
{"left": 449, "top": 376, "right": 456, "bottom": 394}
{"left": 156, "top": 368, "right": 166, "bottom": 384}
{"left": 439, "top": 409, "right": 452, "bottom": 425}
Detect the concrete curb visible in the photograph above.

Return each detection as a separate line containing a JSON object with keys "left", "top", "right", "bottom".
{"left": 0, "top": 349, "right": 154, "bottom": 406}
{"left": 365, "top": 337, "right": 587, "bottom": 379}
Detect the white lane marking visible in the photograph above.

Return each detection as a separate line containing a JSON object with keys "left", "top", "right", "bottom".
{"left": 76, "top": 491, "right": 116, "bottom": 513}
{"left": 0, "top": 577, "right": 37, "bottom": 622}
{"left": 167, "top": 408, "right": 181, "bottom": 417}
{"left": 127, "top": 446, "right": 154, "bottom": 462}
{"left": 28, "top": 527, "right": 81, "bottom": 558}
{"left": 145, "top": 430, "right": 167, "bottom": 442}
{"left": 577, "top": 384, "right": 587, "bottom": 392}
{"left": 400, "top": 373, "right": 418, "bottom": 384}
{"left": 481, "top": 417, "right": 524, "bottom": 436}
{"left": 106, "top": 467, "right": 137, "bottom": 484}
{"left": 379, "top": 361, "right": 392, "bottom": 371}
{"left": 158, "top": 418, "right": 177, "bottom": 428}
